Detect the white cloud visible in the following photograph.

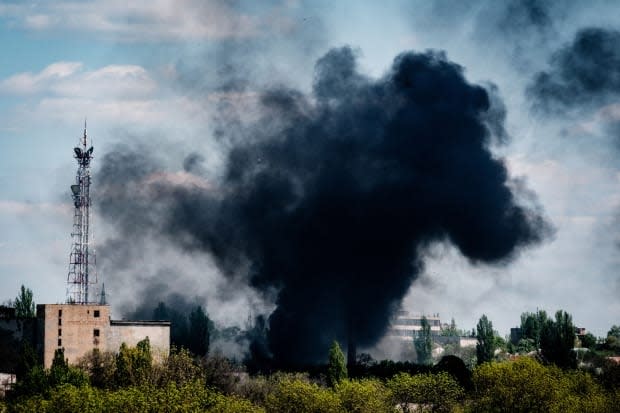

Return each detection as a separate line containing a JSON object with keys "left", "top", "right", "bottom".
{"left": 0, "top": 61, "right": 191, "bottom": 134}
{"left": 0, "top": 63, "right": 156, "bottom": 98}
{"left": 0, "top": 0, "right": 288, "bottom": 41}
{"left": 0, "top": 62, "right": 83, "bottom": 95}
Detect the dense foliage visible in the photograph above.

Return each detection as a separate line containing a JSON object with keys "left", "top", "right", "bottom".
{"left": 540, "top": 310, "right": 576, "bottom": 368}
{"left": 472, "top": 357, "right": 617, "bottom": 412}
{"left": 13, "top": 285, "right": 35, "bottom": 318}
{"left": 476, "top": 315, "right": 495, "bottom": 365}
{"left": 1, "top": 290, "right": 619, "bottom": 412}
{"left": 326, "top": 341, "right": 348, "bottom": 387}
{"left": 4, "top": 346, "right": 619, "bottom": 413}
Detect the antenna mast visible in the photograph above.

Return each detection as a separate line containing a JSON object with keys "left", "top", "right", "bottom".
{"left": 67, "top": 121, "right": 97, "bottom": 304}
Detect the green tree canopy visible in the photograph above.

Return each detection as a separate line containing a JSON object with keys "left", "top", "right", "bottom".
{"left": 580, "top": 332, "right": 596, "bottom": 349}
{"left": 387, "top": 372, "right": 464, "bottom": 413}
{"left": 519, "top": 309, "right": 548, "bottom": 349}
{"left": 476, "top": 314, "right": 495, "bottom": 365}
{"left": 114, "top": 338, "right": 153, "bottom": 387}
{"left": 326, "top": 340, "right": 347, "bottom": 387}
{"left": 472, "top": 357, "right": 611, "bottom": 412}
{"left": 415, "top": 316, "right": 433, "bottom": 365}
{"left": 14, "top": 284, "right": 35, "bottom": 318}
{"left": 540, "top": 310, "right": 576, "bottom": 368}
{"left": 188, "top": 305, "right": 212, "bottom": 357}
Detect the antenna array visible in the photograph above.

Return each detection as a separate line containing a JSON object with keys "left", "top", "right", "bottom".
{"left": 66, "top": 123, "right": 97, "bottom": 304}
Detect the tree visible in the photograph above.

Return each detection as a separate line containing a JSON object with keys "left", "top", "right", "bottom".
{"left": 472, "top": 357, "right": 610, "bottom": 412}
{"left": 387, "top": 372, "right": 464, "bottom": 413}
{"left": 515, "top": 338, "right": 536, "bottom": 354}
{"left": 520, "top": 309, "right": 548, "bottom": 349}
{"left": 114, "top": 338, "right": 153, "bottom": 387}
{"left": 540, "top": 310, "right": 576, "bottom": 368}
{"left": 77, "top": 348, "right": 116, "bottom": 388}
{"left": 580, "top": 332, "right": 596, "bottom": 349}
{"left": 14, "top": 285, "right": 35, "bottom": 318}
{"left": 48, "top": 348, "right": 70, "bottom": 387}
{"left": 326, "top": 340, "right": 347, "bottom": 387}
{"left": 606, "top": 325, "right": 620, "bottom": 353}
{"left": 152, "top": 302, "right": 190, "bottom": 349}
{"left": 335, "top": 378, "right": 392, "bottom": 413}
{"left": 476, "top": 314, "right": 495, "bottom": 365}
{"left": 188, "top": 305, "right": 212, "bottom": 356}
{"left": 441, "top": 318, "right": 459, "bottom": 337}
{"left": 415, "top": 316, "right": 433, "bottom": 365}
{"left": 265, "top": 375, "right": 341, "bottom": 413}
{"left": 159, "top": 346, "right": 202, "bottom": 387}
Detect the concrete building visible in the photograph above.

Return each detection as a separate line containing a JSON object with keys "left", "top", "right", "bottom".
{"left": 0, "top": 373, "right": 16, "bottom": 397}
{"left": 387, "top": 310, "right": 442, "bottom": 341}
{"left": 38, "top": 304, "right": 170, "bottom": 368}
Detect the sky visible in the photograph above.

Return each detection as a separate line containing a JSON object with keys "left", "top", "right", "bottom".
{"left": 1, "top": 0, "right": 619, "bottom": 341}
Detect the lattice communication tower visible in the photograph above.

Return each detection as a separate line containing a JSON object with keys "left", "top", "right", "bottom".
{"left": 67, "top": 123, "right": 98, "bottom": 304}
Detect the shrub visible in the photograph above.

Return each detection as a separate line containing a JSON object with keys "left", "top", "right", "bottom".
{"left": 264, "top": 376, "right": 342, "bottom": 413}
{"left": 471, "top": 357, "right": 613, "bottom": 413}
{"left": 387, "top": 372, "right": 464, "bottom": 413}
{"left": 335, "top": 379, "right": 391, "bottom": 413}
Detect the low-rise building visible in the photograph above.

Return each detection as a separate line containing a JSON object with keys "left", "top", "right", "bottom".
{"left": 38, "top": 304, "right": 169, "bottom": 368}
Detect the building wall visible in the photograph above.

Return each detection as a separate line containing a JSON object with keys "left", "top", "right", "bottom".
{"left": 38, "top": 304, "right": 111, "bottom": 368}
{"left": 0, "top": 373, "right": 16, "bottom": 397}
{"left": 387, "top": 311, "right": 442, "bottom": 341}
{"left": 108, "top": 321, "right": 170, "bottom": 363}
{"left": 37, "top": 304, "right": 170, "bottom": 368}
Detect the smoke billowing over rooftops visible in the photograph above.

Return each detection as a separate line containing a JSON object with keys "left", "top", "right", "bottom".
{"left": 97, "top": 46, "right": 551, "bottom": 365}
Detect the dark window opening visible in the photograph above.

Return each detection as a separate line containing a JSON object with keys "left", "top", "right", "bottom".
{"left": 58, "top": 339, "right": 62, "bottom": 347}
{"left": 58, "top": 318, "right": 62, "bottom": 326}
{"left": 58, "top": 329, "right": 62, "bottom": 336}
{"left": 94, "top": 329, "right": 100, "bottom": 337}
{"left": 58, "top": 309, "right": 62, "bottom": 317}
{"left": 94, "top": 310, "right": 100, "bottom": 318}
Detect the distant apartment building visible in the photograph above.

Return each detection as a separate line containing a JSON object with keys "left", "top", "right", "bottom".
{"left": 387, "top": 310, "right": 442, "bottom": 341}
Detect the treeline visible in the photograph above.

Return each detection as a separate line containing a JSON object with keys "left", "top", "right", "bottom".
{"left": 2, "top": 339, "right": 620, "bottom": 412}
{"left": 415, "top": 308, "right": 620, "bottom": 371}
{"left": 2, "top": 286, "right": 620, "bottom": 411}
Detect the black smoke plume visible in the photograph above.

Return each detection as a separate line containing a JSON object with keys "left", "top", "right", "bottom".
{"left": 528, "top": 27, "right": 620, "bottom": 113}
{"left": 98, "top": 47, "right": 550, "bottom": 365}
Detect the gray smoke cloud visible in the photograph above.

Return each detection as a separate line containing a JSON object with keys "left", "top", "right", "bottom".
{"left": 528, "top": 27, "right": 620, "bottom": 114}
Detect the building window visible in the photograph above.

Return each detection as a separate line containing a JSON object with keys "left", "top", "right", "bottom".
{"left": 58, "top": 339, "right": 62, "bottom": 347}
{"left": 58, "top": 309, "right": 62, "bottom": 317}
{"left": 58, "top": 318, "right": 62, "bottom": 326}
{"left": 94, "top": 329, "right": 100, "bottom": 337}
{"left": 94, "top": 310, "right": 100, "bottom": 318}
{"left": 58, "top": 329, "right": 62, "bottom": 336}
